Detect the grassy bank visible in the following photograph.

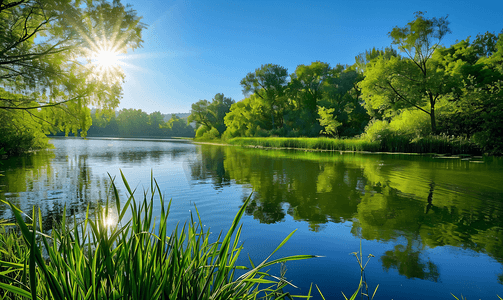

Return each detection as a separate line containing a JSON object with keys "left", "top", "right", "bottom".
{"left": 0, "top": 172, "right": 319, "bottom": 300}
{"left": 226, "top": 136, "right": 481, "bottom": 155}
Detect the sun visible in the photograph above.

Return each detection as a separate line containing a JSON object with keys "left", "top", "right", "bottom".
{"left": 94, "top": 49, "right": 120, "bottom": 68}
{"left": 88, "top": 45, "right": 124, "bottom": 83}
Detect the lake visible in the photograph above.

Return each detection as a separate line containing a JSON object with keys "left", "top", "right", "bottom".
{"left": 1, "top": 137, "right": 502, "bottom": 299}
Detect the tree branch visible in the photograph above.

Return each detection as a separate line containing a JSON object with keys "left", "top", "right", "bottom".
{"left": 386, "top": 81, "right": 430, "bottom": 115}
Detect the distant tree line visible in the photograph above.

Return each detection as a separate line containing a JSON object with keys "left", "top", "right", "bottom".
{"left": 188, "top": 12, "right": 503, "bottom": 154}
{"left": 49, "top": 109, "right": 195, "bottom": 138}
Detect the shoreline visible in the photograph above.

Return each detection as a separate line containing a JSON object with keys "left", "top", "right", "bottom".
{"left": 190, "top": 139, "right": 485, "bottom": 159}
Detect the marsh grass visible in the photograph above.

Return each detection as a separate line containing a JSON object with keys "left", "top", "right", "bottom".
{"left": 227, "top": 137, "right": 379, "bottom": 152}
{"left": 227, "top": 136, "right": 480, "bottom": 155}
{"left": 0, "top": 171, "right": 319, "bottom": 300}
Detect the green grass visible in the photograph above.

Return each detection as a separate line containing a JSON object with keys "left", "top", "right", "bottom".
{"left": 227, "top": 137, "right": 380, "bottom": 152}
{"left": 226, "top": 136, "right": 481, "bottom": 155}
{"left": 0, "top": 171, "right": 320, "bottom": 300}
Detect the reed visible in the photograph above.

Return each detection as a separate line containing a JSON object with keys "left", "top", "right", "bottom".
{"left": 0, "top": 171, "right": 319, "bottom": 299}
{"left": 227, "top": 137, "right": 380, "bottom": 152}
{"left": 227, "top": 136, "right": 480, "bottom": 155}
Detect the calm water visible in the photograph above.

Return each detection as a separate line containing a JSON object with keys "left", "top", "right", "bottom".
{"left": 1, "top": 138, "right": 503, "bottom": 299}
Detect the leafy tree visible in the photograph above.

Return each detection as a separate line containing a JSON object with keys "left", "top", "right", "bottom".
{"left": 360, "top": 12, "right": 451, "bottom": 134}
{"left": 148, "top": 111, "right": 166, "bottom": 136}
{"left": 116, "top": 108, "right": 149, "bottom": 136}
{"left": 223, "top": 94, "right": 269, "bottom": 139}
{"left": 354, "top": 47, "right": 398, "bottom": 74}
{"left": 317, "top": 106, "right": 341, "bottom": 137}
{"left": 435, "top": 32, "right": 503, "bottom": 153}
{"left": 188, "top": 100, "right": 213, "bottom": 130}
{"left": 188, "top": 93, "right": 234, "bottom": 137}
{"left": 207, "top": 93, "right": 234, "bottom": 134}
{"left": 0, "top": 0, "right": 145, "bottom": 152}
{"left": 166, "top": 114, "right": 195, "bottom": 137}
{"left": 287, "top": 61, "right": 331, "bottom": 135}
{"left": 240, "top": 64, "right": 288, "bottom": 129}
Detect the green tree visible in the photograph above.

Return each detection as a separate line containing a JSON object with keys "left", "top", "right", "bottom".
{"left": 188, "top": 93, "right": 234, "bottom": 137}
{"left": 359, "top": 12, "right": 451, "bottom": 134}
{"left": 116, "top": 108, "right": 149, "bottom": 136}
{"left": 0, "top": 0, "right": 145, "bottom": 153}
{"left": 287, "top": 61, "right": 331, "bottom": 135}
{"left": 435, "top": 32, "right": 503, "bottom": 153}
{"left": 317, "top": 106, "right": 341, "bottom": 137}
{"left": 240, "top": 64, "right": 288, "bottom": 130}
{"left": 207, "top": 93, "right": 235, "bottom": 134}
{"left": 188, "top": 100, "right": 213, "bottom": 130}
{"left": 223, "top": 94, "right": 269, "bottom": 138}
{"left": 148, "top": 111, "right": 166, "bottom": 136}
{"left": 166, "top": 114, "right": 195, "bottom": 137}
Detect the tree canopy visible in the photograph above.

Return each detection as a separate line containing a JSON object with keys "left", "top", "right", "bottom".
{"left": 360, "top": 12, "right": 452, "bottom": 134}
{"left": 0, "top": 0, "right": 146, "bottom": 154}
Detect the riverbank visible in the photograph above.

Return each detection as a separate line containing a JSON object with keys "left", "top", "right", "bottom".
{"left": 192, "top": 136, "right": 483, "bottom": 156}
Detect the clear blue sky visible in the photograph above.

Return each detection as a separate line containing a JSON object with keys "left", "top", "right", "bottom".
{"left": 117, "top": 0, "right": 503, "bottom": 114}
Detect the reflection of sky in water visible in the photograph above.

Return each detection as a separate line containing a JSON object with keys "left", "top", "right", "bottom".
{"left": 1, "top": 138, "right": 503, "bottom": 300}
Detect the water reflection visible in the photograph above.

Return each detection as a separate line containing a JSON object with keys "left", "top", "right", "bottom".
{"left": 0, "top": 138, "right": 195, "bottom": 231}
{"left": 194, "top": 145, "right": 503, "bottom": 284}
{"left": 1, "top": 139, "right": 503, "bottom": 295}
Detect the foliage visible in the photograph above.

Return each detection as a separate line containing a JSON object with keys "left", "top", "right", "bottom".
{"left": 317, "top": 106, "right": 341, "bottom": 137}
{"left": 228, "top": 137, "right": 380, "bottom": 152}
{"left": 0, "top": 172, "right": 318, "bottom": 299}
{"left": 0, "top": 109, "right": 52, "bottom": 155}
{"left": 0, "top": 0, "right": 145, "bottom": 153}
{"left": 360, "top": 12, "right": 452, "bottom": 134}
{"left": 434, "top": 31, "right": 503, "bottom": 154}
{"left": 86, "top": 109, "right": 195, "bottom": 138}
{"left": 240, "top": 64, "right": 289, "bottom": 130}
{"left": 188, "top": 93, "right": 235, "bottom": 136}
{"left": 223, "top": 94, "right": 269, "bottom": 139}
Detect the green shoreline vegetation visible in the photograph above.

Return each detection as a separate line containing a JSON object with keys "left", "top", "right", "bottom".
{"left": 226, "top": 136, "right": 480, "bottom": 156}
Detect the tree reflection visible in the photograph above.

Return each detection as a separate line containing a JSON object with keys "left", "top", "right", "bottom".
{"left": 381, "top": 243, "right": 440, "bottom": 282}
{"left": 193, "top": 145, "right": 503, "bottom": 283}
{"left": 0, "top": 149, "right": 115, "bottom": 231}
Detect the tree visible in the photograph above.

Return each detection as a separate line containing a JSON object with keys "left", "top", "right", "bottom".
{"left": 435, "top": 32, "right": 503, "bottom": 153}
{"left": 360, "top": 12, "right": 451, "bottom": 134}
{"left": 288, "top": 61, "right": 331, "bottom": 135}
{"left": 317, "top": 106, "right": 341, "bottom": 137}
{"left": 207, "top": 93, "right": 234, "bottom": 134}
{"left": 188, "top": 93, "right": 234, "bottom": 136}
{"left": 188, "top": 100, "right": 213, "bottom": 130}
{"left": 223, "top": 94, "right": 269, "bottom": 138}
{"left": 166, "top": 114, "right": 195, "bottom": 137}
{"left": 148, "top": 111, "right": 166, "bottom": 136}
{"left": 0, "top": 0, "right": 145, "bottom": 153}
{"left": 240, "top": 64, "right": 288, "bottom": 130}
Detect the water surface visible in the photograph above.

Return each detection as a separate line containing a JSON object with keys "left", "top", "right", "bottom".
{"left": 1, "top": 137, "right": 502, "bottom": 299}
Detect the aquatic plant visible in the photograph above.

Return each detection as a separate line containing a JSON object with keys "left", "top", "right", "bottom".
{"left": 227, "top": 136, "right": 480, "bottom": 155}
{"left": 0, "top": 171, "right": 319, "bottom": 299}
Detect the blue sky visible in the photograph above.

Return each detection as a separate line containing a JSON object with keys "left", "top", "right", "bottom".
{"left": 116, "top": 0, "right": 503, "bottom": 114}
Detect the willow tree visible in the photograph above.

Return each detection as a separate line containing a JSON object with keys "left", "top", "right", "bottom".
{"left": 0, "top": 0, "right": 145, "bottom": 154}
{"left": 360, "top": 12, "right": 451, "bottom": 134}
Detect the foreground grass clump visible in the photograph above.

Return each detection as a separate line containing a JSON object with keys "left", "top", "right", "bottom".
{"left": 227, "top": 136, "right": 480, "bottom": 155}
{"left": 0, "top": 172, "right": 318, "bottom": 300}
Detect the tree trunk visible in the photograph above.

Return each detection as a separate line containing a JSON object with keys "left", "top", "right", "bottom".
{"left": 430, "top": 104, "right": 436, "bottom": 134}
